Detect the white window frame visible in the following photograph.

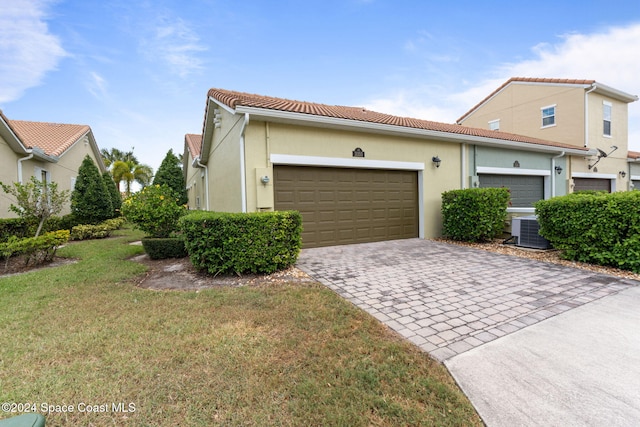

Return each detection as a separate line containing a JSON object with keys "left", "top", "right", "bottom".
{"left": 541, "top": 104, "right": 556, "bottom": 128}
{"left": 603, "top": 101, "right": 612, "bottom": 137}
{"left": 488, "top": 119, "right": 500, "bottom": 131}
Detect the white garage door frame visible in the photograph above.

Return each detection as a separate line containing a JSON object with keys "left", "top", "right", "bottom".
{"left": 571, "top": 172, "right": 617, "bottom": 192}
{"left": 270, "top": 154, "right": 425, "bottom": 239}
{"left": 476, "top": 166, "right": 551, "bottom": 214}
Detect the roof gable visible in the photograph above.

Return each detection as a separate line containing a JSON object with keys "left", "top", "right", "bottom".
{"left": 457, "top": 77, "right": 637, "bottom": 123}
{"left": 8, "top": 120, "right": 91, "bottom": 157}
{"left": 206, "top": 88, "right": 590, "bottom": 153}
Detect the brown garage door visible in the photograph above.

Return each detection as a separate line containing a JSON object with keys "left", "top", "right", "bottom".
{"left": 573, "top": 178, "right": 611, "bottom": 192}
{"left": 274, "top": 166, "right": 419, "bottom": 248}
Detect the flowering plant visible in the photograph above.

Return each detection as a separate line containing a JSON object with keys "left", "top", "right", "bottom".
{"left": 121, "top": 184, "right": 186, "bottom": 238}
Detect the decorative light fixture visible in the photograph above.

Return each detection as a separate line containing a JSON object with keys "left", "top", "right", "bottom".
{"left": 432, "top": 156, "right": 441, "bottom": 168}
{"left": 554, "top": 166, "right": 563, "bottom": 175}
{"left": 619, "top": 170, "right": 627, "bottom": 178}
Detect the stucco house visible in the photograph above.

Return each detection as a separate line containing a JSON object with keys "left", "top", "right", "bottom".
{"left": 183, "top": 133, "right": 205, "bottom": 210}
{"left": 0, "top": 111, "right": 106, "bottom": 217}
{"left": 185, "top": 88, "right": 595, "bottom": 248}
{"left": 457, "top": 78, "right": 639, "bottom": 193}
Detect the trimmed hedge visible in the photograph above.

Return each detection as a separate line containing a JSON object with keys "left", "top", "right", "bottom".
{"left": 179, "top": 210, "right": 302, "bottom": 275}
{"left": 535, "top": 191, "right": 640, "bottom": 272}
{"left": 70, "top": 217, "right": 126, "bottom": 241}
{"left": 0, "top": 218, "right": 31, "bottom": 242}
{"left": 141, "top": 237, "right": 187, "bottom": 260}
{"left": 441, "top": 188, "right": 510, "bottom": 242}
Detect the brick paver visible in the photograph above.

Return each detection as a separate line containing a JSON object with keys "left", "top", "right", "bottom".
{"left": 296, "top": 239, "right": 637, "bottom": 362}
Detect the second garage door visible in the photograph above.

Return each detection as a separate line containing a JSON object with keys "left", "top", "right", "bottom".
{"left": 274, "top": 166, "right": 419, "bottom": 248}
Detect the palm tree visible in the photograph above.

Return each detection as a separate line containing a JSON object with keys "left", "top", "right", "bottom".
{"left": 101, "top": 147, "right": 153, "bottom": 196}
{"left": 112, "top": 159, "right": 153, "bottom": 197}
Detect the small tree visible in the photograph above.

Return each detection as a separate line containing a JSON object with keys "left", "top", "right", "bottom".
{"left": 152, "top": 149, "right": 188, "bottom": 205}
{"left": 121, "top": 184, "right": 186, "bottom": 238}
{"left": 0, "top": 177, "right": 70, "bottom": 237}
{"left": 72, "top": 155, "right": 113, "bottom": 224}
{"left": 102, "top": 171, "right": 122, "bottom": 216}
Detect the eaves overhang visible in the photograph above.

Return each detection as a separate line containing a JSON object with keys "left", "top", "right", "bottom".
{"left": 234, "top": 105, "right": 595, "bottom": 157}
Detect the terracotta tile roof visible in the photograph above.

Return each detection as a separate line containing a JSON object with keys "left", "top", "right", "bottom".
{"left": 207, "top": 88, "right": 590, "bottom": 152}
{"left": 457, "top": 77, "right": 597, "bottom": 124}
{"left": 185, "top": 133, "right": 202, "bottom": 158}
{"left": 628, "top": 150, "right": 640, "bottom": 160}
{"left": 7, "top": 120, "right": 91, "bottom": 157}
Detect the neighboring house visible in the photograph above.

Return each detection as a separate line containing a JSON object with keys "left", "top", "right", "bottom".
{"left": 186, "top": 88, "right": 593, "bottom": 248}
{"left": 457, "top": 78, "right": 639, "bottom": 193}
{"left": 182, "top": 133, "right": 206, "bottom": 210}
{"left": 629, "top": 151, "right": 640, "bottom": 189}
{"left": 0, "top": 111, "right": 106, "bottom": 217}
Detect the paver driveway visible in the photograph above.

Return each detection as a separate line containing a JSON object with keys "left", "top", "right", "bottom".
{"left": 296, "top": 238, "right": 636, "bottom": 362}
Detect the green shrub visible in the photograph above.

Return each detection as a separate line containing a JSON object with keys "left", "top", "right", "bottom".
{"left": 179, "top": 210, "right": 302, "bottom": 275}
{"left": 121, "top": 184, "right": 186, "bottom": 238}
{"left": 0, "top": 218, "right": 31, "bottom": 242}
{"left": 71, "top": 155, "right": 113, "bottom": 224}
{"left": 441, "top": 188, "right": 510, "bottom": 242}
{"left": 69, "top": 217, "right": 126, "bottom": 241}
{"left": 1, "top": 230, "right": 70, "bottom": 269}
{"left": 535, "top": 191, "right": 640, "bottom": 272}
{"left": 141, "top": 237, "right": 187, "bottom": 259}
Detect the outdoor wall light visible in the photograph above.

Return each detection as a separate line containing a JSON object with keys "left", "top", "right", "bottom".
{"left": 619, "top": 170, "right": 627, "bottom": 178}
{"left": 260, "top": 175, "right": 270, "bottom": 185}
{"left": 554, "top": 166, "right": 563, "bottom": 175}
{"left": 432, "top": 156, "right": 441, "bottom": 168}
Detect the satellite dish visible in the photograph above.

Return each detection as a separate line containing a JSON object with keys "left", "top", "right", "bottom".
{"left": 597, "top": 148, "right": 608, "bottom": 158}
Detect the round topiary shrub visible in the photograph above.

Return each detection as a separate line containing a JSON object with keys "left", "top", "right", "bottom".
{"left": 121, "top": 184, "right": 186, "bottom": 238}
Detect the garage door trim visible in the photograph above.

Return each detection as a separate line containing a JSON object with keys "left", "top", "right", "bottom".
{"left": 271, "top": 153, "right": 424, "bottom": 171}
{"left": 271, "top": 154, "right": 424, "bottom": 239}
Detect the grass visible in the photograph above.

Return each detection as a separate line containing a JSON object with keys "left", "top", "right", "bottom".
{"left": 0, "top": 227, "right": 481, "bottom": 426}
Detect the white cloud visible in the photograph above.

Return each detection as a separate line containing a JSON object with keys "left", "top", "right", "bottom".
{"left": 0, "top": 0, "right": 67, "bottom": 103}
{"left": 87, "top": 71, "right": 108, "bottom": 100}
{"left": 141, "top": 16, "right": 208, "bottom": 78}
{"left": 366, "top": 23, "right": 640, "bottom": 149}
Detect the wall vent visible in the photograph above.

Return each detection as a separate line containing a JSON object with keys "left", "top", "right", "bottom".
{"left": 511, "top": 216, "right": 551, "bottom": 250}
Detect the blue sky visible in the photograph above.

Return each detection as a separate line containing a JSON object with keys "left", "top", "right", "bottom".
{"left": 1, "top": 0, "right": 640, "bottom": 173}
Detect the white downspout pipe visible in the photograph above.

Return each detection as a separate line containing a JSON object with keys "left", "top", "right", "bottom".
{"left": 584, "top": 84, "right": 597, "bottom": 147}
{"left": 460, "top": 143, "right": 467, "bottom": 189}
{"left": 551, "top": 151, "right": 565, "bottom": 197}
{"left": 17, "top": 153, "right": 34, "bottom": 183}
{"left": 239, "top": 113, "right": 250, "bottom": 213}
{"left": 195, "top": 157, "right": 210, "bottom": 211}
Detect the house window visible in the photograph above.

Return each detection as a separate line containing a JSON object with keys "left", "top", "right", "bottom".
{"left": 489, "top": 119, "right": 500, "bottom": 131}
{"left": 541, "top": 105, "right": 556, "bottom": 128}
{"left": 603, "top": 101, "right": 612, "bottom": 137}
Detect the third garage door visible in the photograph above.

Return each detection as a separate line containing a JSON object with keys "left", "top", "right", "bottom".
{"left": 274, "top": 166, "right": 419, "bottom": 248}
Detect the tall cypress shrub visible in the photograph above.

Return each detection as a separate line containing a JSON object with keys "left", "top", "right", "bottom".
{"left": 102, "top": 171, "right": 122, "bottom": 217}
{"left": 72, "top": 155, "right": 113, "bottom": 224}
{"left": 152, "top": 149, "right": 188, "bottom": 206}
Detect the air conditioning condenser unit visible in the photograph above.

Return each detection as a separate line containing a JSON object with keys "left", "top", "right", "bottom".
{"left": 511, "top": 215, "right": 551, "bottom": 250}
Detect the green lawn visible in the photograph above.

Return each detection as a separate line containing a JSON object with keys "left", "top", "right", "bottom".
{"left": 0, "top": 228, "right": 481, "bottom": 426}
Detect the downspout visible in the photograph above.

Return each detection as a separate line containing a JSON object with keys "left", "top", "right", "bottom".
{"left": 551, "top": 151, "right": 565, "bottom": 197}
{"left": 460, "top": 143, "right": 467, "bottom": 189}
{"left": 195, "top": 157, "right": 210, "bottom": 211}
{"left": 239, "top": 113, "right": 250, "bottom": 213}
{"left": 584, "top": 84, "right": 597, "bottom": 147}
{"left": 17, "top": 153, "right": 34, "bottom": 183}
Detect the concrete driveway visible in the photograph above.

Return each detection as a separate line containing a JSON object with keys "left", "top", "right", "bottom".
{"left": 296, "top": 238, "right": 640, "bottom": 426}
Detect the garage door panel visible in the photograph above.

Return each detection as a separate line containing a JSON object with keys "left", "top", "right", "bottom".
{"left": 479, "top": 174, "right": 543, "bottom": 207}
{"left": 573, "top": 178, "right": 611, "bottom": 192}
{"left": 274, "top": 166, "right": 418, "bottom": 248}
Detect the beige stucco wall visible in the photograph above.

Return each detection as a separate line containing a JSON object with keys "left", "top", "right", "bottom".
{"left": 242, "top": 121, "right": 462, "bottom": 239}
{"left": 461, "top": 83, "right": 586, "bottom": 147}
{"left": 206, "top": 109, "right": 244, "bottom": 212}
{"left": 184, "top": 152, "right": 206, "bottom": 211}
{"left": 0, "top": 136, "right": 21, "bottom": 217}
